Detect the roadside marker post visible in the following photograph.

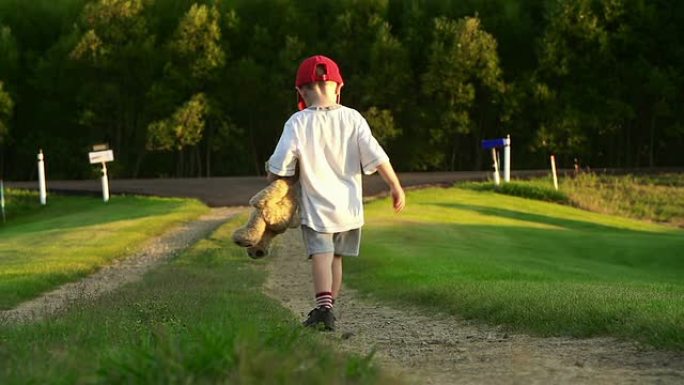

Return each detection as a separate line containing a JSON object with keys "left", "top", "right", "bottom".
{"left": 37, "top": 150, "right": 47, "bottom": 205}
{"left": 550, "top": 155, "right": 559, "bottom": 190}
{"left": 1, "top": 179, "right": 5, "bottom": 223}
{"left": 503, "top": 134, "right": 511, "bottom": 183}
{"left": 491, "top": 148, "right": 501, "bottom": 185}
{"left": 481, "top": 135, "right": 511, "bottom": 185}
{"left": 88, "top": 145, "right": 114, "bottom": 203}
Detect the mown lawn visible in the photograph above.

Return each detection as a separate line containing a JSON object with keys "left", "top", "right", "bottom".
{"left": 347, "top": 187, "right": 684, "bottom": 349}
{"left": 0, "top": 213, "right": 396, "bottom": 385}
{"left": 0, "top": 190, "right": 208, "bottom": 309}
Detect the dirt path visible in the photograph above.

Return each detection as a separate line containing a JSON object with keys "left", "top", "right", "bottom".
{"left": 265, "top": 228, "right": 684, "bottom": 385}
{"left": 0, "top": 207, "right": 243, "bottom": 324}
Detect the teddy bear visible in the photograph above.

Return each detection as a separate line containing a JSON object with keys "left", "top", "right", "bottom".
{"left": 232, "top": 177, "right": 300, "bottom": 258}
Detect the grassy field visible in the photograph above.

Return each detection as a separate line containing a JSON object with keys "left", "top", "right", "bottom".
{"left": 0, "top": 190, "right": 208, "bottom": 309}
{"left": 0, "top": 214, "right": 396, "bottom": 385}
{"left": 463, "top": 172, "right": 684, "bottom": 227}
{"left": 563, "top": 173, "right": 684, "bottom": 226}
{"left": 1, "top": 175, "right": 682, "bottom": 383}
{"left": 347, "top": 186, "right": 684, "bottom": 349}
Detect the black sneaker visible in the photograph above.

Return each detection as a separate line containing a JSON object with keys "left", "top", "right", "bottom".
{"left": 302, "top": 307, "right": 335, "bottom": 331}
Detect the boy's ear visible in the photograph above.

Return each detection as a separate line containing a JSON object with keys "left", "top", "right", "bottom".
{"left": 335, "top": 83, "right": 343, "bottom": 95}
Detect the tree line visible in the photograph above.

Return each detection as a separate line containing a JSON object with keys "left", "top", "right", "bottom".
{"left": 0, "top": 0, "right": 682, "bottom": 179}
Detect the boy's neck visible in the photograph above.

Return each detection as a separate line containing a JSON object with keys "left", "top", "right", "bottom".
{"left": 300, "top": 82, "right": 341, "bottom": 108}
{"left": 306, "top": 94, "right": 337, "bottom": 108}
{"left": 308, "top": 103, "right": 339, "bottom": 109}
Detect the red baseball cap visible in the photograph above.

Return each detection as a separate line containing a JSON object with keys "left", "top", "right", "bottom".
{"left": 295, "top": 55, "right": 344, "bottom": 110}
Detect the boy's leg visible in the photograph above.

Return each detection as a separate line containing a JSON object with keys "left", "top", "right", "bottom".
{"left": 332, "top": 255, "right": 343, "bottom": 300}
{"left": 311, "top": 252, "right": 334, "bottom": 308}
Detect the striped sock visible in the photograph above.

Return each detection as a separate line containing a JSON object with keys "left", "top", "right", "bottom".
{"left": 315, "top": 291, "right": 333, "bottom": 309}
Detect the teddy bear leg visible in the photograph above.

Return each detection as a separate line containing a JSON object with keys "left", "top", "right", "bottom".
{"left": 232, "top": 211, "right": 267, "bottom": 247}
{"left": 246, "top": 231, "right": 276, "bottom": 259}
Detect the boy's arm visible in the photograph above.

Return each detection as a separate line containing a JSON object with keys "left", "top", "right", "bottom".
{"left": 267, "top": 121, "right": 298, "bottom": 179}
{"left": 376, "top": 162, "right": 405, "bottom": 212}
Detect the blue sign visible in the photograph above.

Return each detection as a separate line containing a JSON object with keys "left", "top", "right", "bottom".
{"left": 481, "top": 138, "right": 507, "bottom": 150}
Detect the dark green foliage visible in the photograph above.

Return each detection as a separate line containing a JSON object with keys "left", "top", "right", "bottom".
{"left": 0, "top": 0, "right": 683, "bottom": 178}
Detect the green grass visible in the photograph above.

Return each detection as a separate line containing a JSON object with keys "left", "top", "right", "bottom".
{"left": 463, "top": 172, "right": 684, "bottom": 227}
{"left": 0, "top": 190, "right": 208, "bottom": 309}
{"left": 461, "top": 179, "right": 569, "bottom": 204}
{"left": 563, "top": 173, "right": 684, "bottom": 227}
{"left": 0, "top": 214, "right": 396, "bottom": 385}
{"left": 346, "top": 187, "right": 684, "bottom": 349}
{"left": 0, "top": 188, "right": 40, "bottom": 221}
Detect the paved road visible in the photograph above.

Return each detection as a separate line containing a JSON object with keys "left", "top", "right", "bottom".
{"left": 6, "top": 170, "right": 550, "bottom": 207}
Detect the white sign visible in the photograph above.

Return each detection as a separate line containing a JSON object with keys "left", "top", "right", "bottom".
{"left": 89, "top": 150, "right": 114, "bottom": 164}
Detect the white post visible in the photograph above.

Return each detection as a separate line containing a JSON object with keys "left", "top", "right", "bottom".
{"left": 37, "top": 150, "right": 47, "bottom": 205}
{"left": 1, "top": 179, "right": 5, "bottom": 223}
{"left": 491, "top": 148, "right": 500, "bottom": 186}
{"left": 503, "top": 134, "right": 511, "bottom": 183}
{"left": 101, "top": 162, "right": 110, "bottom": 202}
{"left": 550, "top": 154, "right": 559, "bottom": 190}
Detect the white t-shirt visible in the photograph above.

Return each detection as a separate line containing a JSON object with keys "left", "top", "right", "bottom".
{"left": 268, "top": 105, "right": 389, "bottom": 233}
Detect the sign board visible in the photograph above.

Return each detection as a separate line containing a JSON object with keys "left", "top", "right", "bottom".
{"left": 92, "top": 143, "right": 109, "bottom": 151}
{"left": 481, "top": 138, "right": 509, "bottom": 150}
{"left": 89, "top": 150, "right": 114, "bottom": 164}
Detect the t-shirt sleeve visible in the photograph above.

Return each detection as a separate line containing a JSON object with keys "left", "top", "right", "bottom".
{"left": 358, "top": 117, "right": 390, "bottom": 175}
{"left": 267, "top": 121, "right": 298, "bottom": 176}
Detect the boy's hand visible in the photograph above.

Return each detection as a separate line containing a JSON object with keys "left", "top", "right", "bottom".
{"left": 377, "top": 162, "right": 405, "bottom": 213}
{"left": 391, "top": 186, "right": 405, "bottom": 212}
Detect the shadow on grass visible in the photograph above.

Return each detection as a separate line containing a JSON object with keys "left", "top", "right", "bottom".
{"left": 433, "top": 202, "right": 672, "bottom": 235}
{"left": 0, "top": 196, "right": 194, "bottom": 235}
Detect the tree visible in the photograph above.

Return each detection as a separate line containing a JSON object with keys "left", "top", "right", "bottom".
{"left": 0, "top": 26, "right": 19, "bottom": 85}
{"left": 363, "top": 107, "right": 400, "bottom": 146}
{"left": 147, "top": 92, "right": 208, "bottom": 152}
{"left": 165, "top": 2, "right": 224, "bottom": 87}
{"left": 422, "top": 16, "right": 505, "bottom": 170}
{"left": 535, "top": 0, "right": 614, "bottom": 163}
{"left": 148, "top": 2, "right": 226, "bottom": 176}
{"left": 0, "top": 81, "right": 12, "bottom": 144}
{"left": 0, "top": 25, "right": 17, "bottom": 146}
{"left": 70, "top": 0, "right": 157, "bottom": 176}
{"left": 330, "top": 1, "right": 391, "bottom": 108}
{"left": 0, "top": 0, "right": 681, "bottom": 177}
{"left": 536, "top": 0, "right": 684, "bottom": 167}
{"left": 362, "top": 19, "right": 410, "bottom": 150}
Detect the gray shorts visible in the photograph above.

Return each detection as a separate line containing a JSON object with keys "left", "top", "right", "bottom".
{"left": 301, "top": 225, "right": 361, "bottom": 258}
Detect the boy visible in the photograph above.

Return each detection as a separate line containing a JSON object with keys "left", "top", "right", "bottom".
{"left": 267, "top": 55, "right": 405, "bottom": 331}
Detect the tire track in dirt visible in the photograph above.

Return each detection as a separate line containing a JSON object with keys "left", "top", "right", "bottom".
{"left": 0, "top": 207, "right": 243, "bottom": 324}
{"left": 265, "top": 228, "right": 684, "bottom": 385}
